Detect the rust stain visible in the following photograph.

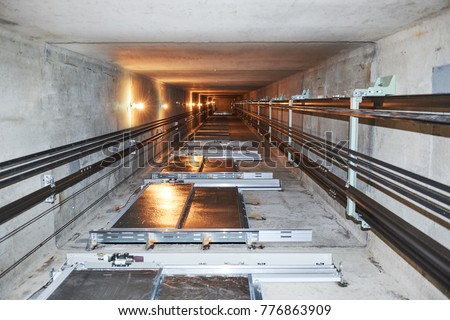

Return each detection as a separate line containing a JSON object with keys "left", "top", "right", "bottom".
{"left": 414, "top": 30, "right": 428, "bottom": 38}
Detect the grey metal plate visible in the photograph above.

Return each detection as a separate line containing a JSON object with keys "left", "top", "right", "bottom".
{"left": 183, "top": 187, "right": 244, "bottom": 229}
{"left": 47, "top": 270, "right": 158, "bottom": 300}
{"left": 156, "top": 276, "right": 250, "bottom": 300}
{"left": 112, "top": 184, "right": 194, "bottom": 228}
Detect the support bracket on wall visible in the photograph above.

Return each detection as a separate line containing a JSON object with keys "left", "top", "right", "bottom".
{"left": 346, "top": 75, "right": 396, "bottom": 229}
{"left": 353, "top": 75, "right": 396, "bottom": 97}
{"left": 291, "top": 89, "right": 310, "bottom": 100}
{"left": 41, "top": 175, "right": 56, "bottom": 204}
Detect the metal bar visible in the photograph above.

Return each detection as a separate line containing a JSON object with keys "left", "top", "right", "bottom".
{"left": 346, "top": 96, "right": 362, "bottom": 224}
{"left": 349, "top": 149, "right": 450, "bottom": 194}
{"left": 240, "top": 102, "right": 450, "bottom": 125}
{"left": 289, "top": 106, "right": 450, "bottom": 125}
{"left": 148, "top": 269, "right": 164, "bottom": 300}
{"left": 143, "top": 179, "right": 282, "bottom": 190}
{"left": 88, "top": 228, "right": 312, "bottom": 247}
{"left": 269, "top": 101, "right": 272, "bottom": 143}
{"left": 67, "top": 252, "right": 334, "bottom": 267}
{"left": 288, "top": 100, "right": 293, "bottom": 162}
{"left": 150, "top": 172, "right": 273, "bottom": 180}
{"left": 257, "top": 104, "right": 261, "bottom": 135}
{"left": 175, "top": 149, "right": 262, "bottom": 161}
{"left": 349, "top": 163, "right": 450, "bottom": 219}
{"left": 239, "top": 94, "right": 450, "bottom": 112}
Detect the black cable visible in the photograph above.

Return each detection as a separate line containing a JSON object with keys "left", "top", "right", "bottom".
{"left": 0, "top": 171, "right": 134, "bottom": 280}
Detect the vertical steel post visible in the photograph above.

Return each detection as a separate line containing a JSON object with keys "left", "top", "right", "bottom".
{"left": 346, "top": 95, "right": 361, "bottom": 222}
{"left": 288, "top": 100, "right": 293, "bottom": 162}
{"left": 269, "top": 101, "right": 272, "bottom": 144}
{"left": 257, "top": 103, "right": 261, "bottom": 135}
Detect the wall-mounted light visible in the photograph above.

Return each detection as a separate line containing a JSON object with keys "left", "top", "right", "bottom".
{"left": 161, "top": 103, "right": 168, "bottom": 109}
{"left": 130, "top": 102, "right": 144, "bottom": 110}
{"left": 197, "top": 103, "right": 203, "bottom": 107}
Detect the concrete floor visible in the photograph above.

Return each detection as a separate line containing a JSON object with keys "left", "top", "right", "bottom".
{"left": 10, "top": 116, "right": 432, "bottom": 300}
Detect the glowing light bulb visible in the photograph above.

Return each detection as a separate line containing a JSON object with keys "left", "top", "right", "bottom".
{"left": 131, "top": 102, "right": 144, "bottom": 110}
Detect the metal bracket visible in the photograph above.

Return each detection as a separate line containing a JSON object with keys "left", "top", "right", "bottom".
{"left": 291, "top": 89, "right": 310, "bottom": 100}
{"left": 41, "top": 174, "right": 56, "bottom": 204}
{"left": 346, "top": 75, "right": 396, "bottom": 229}
{"left": 353, "top": 75, "right": 396, "bottom": 97}
{"left": 346, "top": 94, "right": 370, "bottom": 229}
{"left": 129, "top": 139, "right": 137, "bottom": 155}
{"left": 344, "top": 77, "right": 395, "bottom": 228}
{"left": 271, "top": 94, "right": 285, "bottom": 102}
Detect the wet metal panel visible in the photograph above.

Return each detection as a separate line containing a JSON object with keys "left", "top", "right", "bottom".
{"left": 47, "top": 270, "right": 158, "bottom": 300}
{"left": 202, "top": 158, "right": 235, "bottom": 172}
{"left": 183, "top": 187, "right": 244, "bottom": 229}
{"left": 162, "top": 156, "right": 203, "bottom": 173}
{"left": 156, "top": 276, "right": 250, "bottom": 300}
{"left": 112, "top": 184, "right": 194, "bottom": 229}
{"left": 161, "top": 165, "right": 201, "bottom": 173}
{"left": 194, "top": 136, "right": 230, "bottom": 141}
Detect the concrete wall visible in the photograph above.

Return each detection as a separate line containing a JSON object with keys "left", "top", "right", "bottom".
{"left": 244, "top": 44, "right": 376, "bottom": 100}
{"left": 214, "top": 97, "right": 235, "bottom": 113}
{"left": 376, "top": 9, "right": 450, "bottom": 94}
{"left": 0, "top": 27, "right": 189, "bottom": 298}
{"left": 243, "top": 9, "right": 450, "bottom": 298}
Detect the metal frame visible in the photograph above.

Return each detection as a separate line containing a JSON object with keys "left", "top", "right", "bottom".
{"left": 346, "top": 94, "right": 369, "bottom": 227}
{"left": 150, "top": 172, "right": 274, "bottom": 180}
{"left": 174, "top": 149, "right": 262, "bottom": 161}
{"left": 345, "top": 76, "right": 397, "bottom": 228}
{"left": 144, "top": 178, "right": 281, "bottom": 191}
{"left": 87, "top": 228, "right": 312, "bottom": 250}
{"left": 175, "top": 139, "right": 262, "bottom": 161}
{"left": 106, "top": 182, "right": 249, "bottom": 229}
{"left": 89, "top": 180, "right": 302, "bottom": 249}
{"left": 145, "top": 171, "right": 281, "bottom": 190}
{"left": 36, "top": 252, "right": 342, "bottom": 300}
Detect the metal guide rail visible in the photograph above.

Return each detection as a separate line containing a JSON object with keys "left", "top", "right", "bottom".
{"left": 37, "top": 252, "right": 343, "bottom": 300}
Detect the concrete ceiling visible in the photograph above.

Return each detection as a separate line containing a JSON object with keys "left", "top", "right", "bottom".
{"left": 1, "top": 0, "right": 449, "bottom": 97}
